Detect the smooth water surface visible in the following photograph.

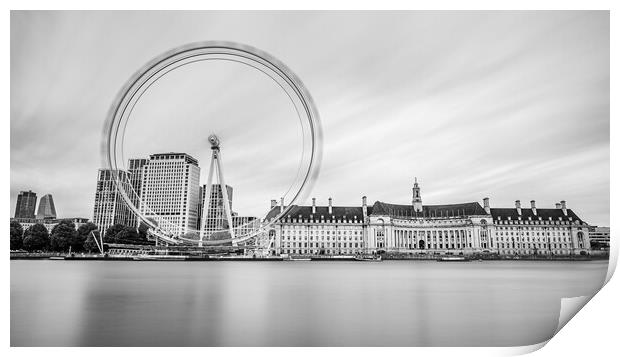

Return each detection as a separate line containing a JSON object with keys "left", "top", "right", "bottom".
{"left": 11, "top": 260, "right": 608, "bottom": 346}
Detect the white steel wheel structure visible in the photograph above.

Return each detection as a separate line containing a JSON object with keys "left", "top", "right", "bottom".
{"left": 102, "top": 41, "right": 322, "bottom": 246}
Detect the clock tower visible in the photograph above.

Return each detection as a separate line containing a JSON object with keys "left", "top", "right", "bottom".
{"left": 412, "top": 177, "right": 423, "bottom": 212}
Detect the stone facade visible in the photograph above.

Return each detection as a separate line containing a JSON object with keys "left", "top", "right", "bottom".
{"left": 265, "top": 181, "right": 592, "bottom": 257}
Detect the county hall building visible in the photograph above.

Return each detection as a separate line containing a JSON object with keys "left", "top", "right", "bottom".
{"left": 266, "top": 179, "right": 591, "bottom": 257}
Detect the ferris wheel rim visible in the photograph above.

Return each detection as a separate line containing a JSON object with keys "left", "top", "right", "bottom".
{"left": 102, "top": 41, "right": 323, "bottom": 245}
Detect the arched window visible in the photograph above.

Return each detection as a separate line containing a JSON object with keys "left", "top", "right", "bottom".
{"left": 376, "top": 219, "right": 385, "bottom": 248}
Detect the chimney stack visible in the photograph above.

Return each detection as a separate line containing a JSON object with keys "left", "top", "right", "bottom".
{"left": 530, "top": 200, "right": 537, "bottom": 216}
{"left": 280, "top": 197, "right": 284, "bottom": 213}
{"left": 515, "top": 200, "right": 522, "bottom": 216}
{"left": 270, "top": 199, "right": 277, "bottom": 209}
{"left": 483, "top": 197, "right": 490, "bottom": 214}
{"left": 561, "top": 200, "right": 567, "bottom": 216}
{"left": 328, "top": 197, "right": 333, "bottom": 214}
{"left": 312, "top": 198, "right": 316, "bottom": 214}
{"left": 555, "top": 203, "right": 561, "bottom": 209}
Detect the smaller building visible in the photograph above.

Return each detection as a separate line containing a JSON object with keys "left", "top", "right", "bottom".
{"left": 232, "top": 215, "right": 259, "bottom": 237}
{"left": 589, "top": 226, "right": 610, "bottom": 250}
{"left": 14, "top": 217, "right": 90, "bottom": 234}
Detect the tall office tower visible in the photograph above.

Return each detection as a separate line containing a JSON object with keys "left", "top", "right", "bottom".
{"left": 139, "top": 153, "right": 200, "bottom": 237}
{"left": 128, "top": 158, "right": 148, "bottom": 198}
{"left": 36, "top": 194, "right": 57, "bottom": 219}
{"left": 201, "top": 184, "right": 234, "bottom": 238}
{"left": 14, "top": 190, "right": 37, "bottom": 218}
{"left": 92, "top": 169, "right": 137, "bottom": 235}
{"left": 196, "top": 184, "right": 204, "bottom": 231}
{"left": 128, "top": 158, "right": 148, "bottom": 227}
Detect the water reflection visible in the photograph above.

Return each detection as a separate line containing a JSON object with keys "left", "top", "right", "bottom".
{"left": 11, "top": 260, "right": 608, "bottom": 346}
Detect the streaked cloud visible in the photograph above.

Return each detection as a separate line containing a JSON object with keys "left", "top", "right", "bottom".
{"left": 10, "top": 11, "right": 609, "bottom": 225}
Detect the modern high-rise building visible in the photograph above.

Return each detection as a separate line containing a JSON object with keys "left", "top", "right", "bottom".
{"left": 128, "top": 158, "right": 148, "bottom": 227}
{"left": 200, "top": 183, "right": 233, "bottom": 238}
{"left": 196, "top": 184, "right": 204, "bottom": 231}
{"left": 128, "top": 158, "right": 148, "bottom": 198}
{"left": 36, "top": 194, "right": 57, "bottom": 219}
{"left": 139, "top": 153, "right": 200, "bottom": 238}
{"left": 92, "top": 169, "right": 137, "bottom": 235}
{"left": 14, "top": 190, "right": 37, "bottom": 219}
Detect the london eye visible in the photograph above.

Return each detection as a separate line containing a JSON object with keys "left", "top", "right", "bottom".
{"left": 102, "top": 41, "right": 322, "bottom": 249}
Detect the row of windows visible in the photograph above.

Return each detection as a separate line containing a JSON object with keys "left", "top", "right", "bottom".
{"left": 285, "top": 225, "right": 364, "bottom": 230}
{"left": 498, "top": 243, "right": 572, "bottom": 249}
{"left": 280, "top": 249, "right": 363, "bottom": 255}
{"left": 497, "top": 231, "right": 567, "bottom": 237}
{"left": 281, "top": 242, "right": 362, "bottom": 248}
{"left": 283, "top": 230, "right": 361, "bottom": 235}
{"left": 495, "top": 219, "right": 577, "bottom": 225}
{"left": 498, "top": 236, "right": 570, "bottom": 242}
{"left": 497, "top": 226, "right": 569, "bottom": 231}
{"left": 281, "top": 236, "right": 362, "bottom": 241}
{"left": 499, "top": 249, "right": 581, "bottom": 255}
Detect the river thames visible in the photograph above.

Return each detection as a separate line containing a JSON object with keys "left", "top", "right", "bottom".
{"left": 10, "top": 260, "right": 608, "bottom": 347}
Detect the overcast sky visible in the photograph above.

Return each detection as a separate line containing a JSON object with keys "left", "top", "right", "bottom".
{"left": 11, "top": 11, "right": 609, "bottom": 226}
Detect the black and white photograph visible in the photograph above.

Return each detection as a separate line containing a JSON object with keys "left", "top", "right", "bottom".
{"left": 7, "top": 7, "right": 615, "bottom": 352}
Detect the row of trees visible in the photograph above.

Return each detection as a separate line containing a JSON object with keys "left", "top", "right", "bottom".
{"left": 10, "top": 221, "right": 151, "bottom": 253}
{"left": 102, "top": 223, "right": 150, "bottom": 245}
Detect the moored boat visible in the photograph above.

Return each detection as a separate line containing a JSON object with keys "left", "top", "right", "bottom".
{"left": 133, "top": 255, "right": 187, "bottom": 261}
{"left": 436, "top": 256, "right": 469, "bottom": 262}
{"left": 354, "top": 255, "right": 382, "bottom": 262}
{"left": 288, "top": 256, "right": 311, "bottom": 261}
{"left": 310, "top": 255, "right": 357, "bottom": 261}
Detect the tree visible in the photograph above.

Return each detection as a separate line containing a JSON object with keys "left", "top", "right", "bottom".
{"left": 50, "top": 220, "right": 77, "bottom": 252}
{"left": 84, "top": 230, "right": 102, "bottom": 253}
{"left": 23, "top": 224, "right": 50, "bottom": 252}
{"left": 210, "top": 231, "right": 232, "bottom": 241}
{"left": 114, "top": 226, "right": 141, "bottom": 244}
{"left": 76, "top": 222, "right": 98, "bottom": 252}
{"left": 10, "top": 221, "right": 24, "bottom": 250}
{"left": 181, "top": 231, "right": 200, "bottom": 241}
{"left": 103, "top": 223, "right": 126, "bottom": 243}
{"left": 137, "top": 222, "right": 150, "bottom": 240}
